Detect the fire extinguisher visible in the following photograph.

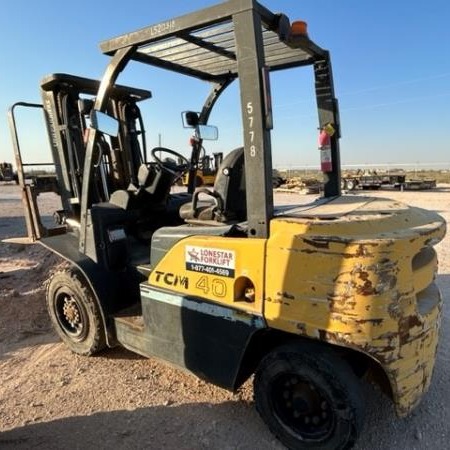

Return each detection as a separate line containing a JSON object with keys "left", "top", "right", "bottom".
{"left": 318, "top": 123, "right": 335, "bottom": 172}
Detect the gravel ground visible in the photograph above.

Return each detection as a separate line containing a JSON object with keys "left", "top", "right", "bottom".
{"left": 0, "top": 183, "right": 449, "bottom": 449}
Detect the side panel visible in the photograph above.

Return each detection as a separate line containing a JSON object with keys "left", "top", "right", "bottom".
{"left": 130, "top": 284, "right": 265, "bottom": 389}
{"left": 149, "top": 235, "right": 266, "bottom": 316}
{"left": 136, "top": 235, "right": 267, "bottom": 388}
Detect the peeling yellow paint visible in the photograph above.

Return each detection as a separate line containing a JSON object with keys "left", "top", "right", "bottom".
{"left": 265, "top": 196, "right": 446, "bottom": 416}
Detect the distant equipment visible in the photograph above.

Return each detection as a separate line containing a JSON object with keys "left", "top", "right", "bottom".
{"left": 0, "top": 162, "right": 17, "bottom": 182}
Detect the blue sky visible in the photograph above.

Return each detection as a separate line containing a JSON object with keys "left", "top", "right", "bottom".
{"left": 1, "top": 0, "right": 449, "bottom": 169}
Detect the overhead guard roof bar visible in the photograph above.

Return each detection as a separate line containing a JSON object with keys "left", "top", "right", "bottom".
{"left": 40, "top": 73, "right": 152, "bottom": 101}
{"left": 99, "top": 0, "right": 327, "bottom": 82}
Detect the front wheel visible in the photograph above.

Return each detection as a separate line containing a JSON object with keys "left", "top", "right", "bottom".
{"left": 46, "top": 269, "right": 106, "bottom": 356}
{"left": 254, "top": 343, "right": 364, "bottom": 449}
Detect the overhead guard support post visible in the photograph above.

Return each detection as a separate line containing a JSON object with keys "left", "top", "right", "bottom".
{"left": 314, "top": 53, "right": 341, "bottom": 197}
{"left": 187, "top": 78, "right": 234, "bottom": 194}
{"left": 234, "top": 6, "right": 273, "bottom": 239}
{"left": 79, "top": 46, "right": 136, "bottom": 259}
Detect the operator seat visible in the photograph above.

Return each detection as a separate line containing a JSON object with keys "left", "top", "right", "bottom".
{"left": 109, "top": 161, "right": 174, "bottom": 209}
{"left": 179, "top": 147, "right": 246, "bottom": 223}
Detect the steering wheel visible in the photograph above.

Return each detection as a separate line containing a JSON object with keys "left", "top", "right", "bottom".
{"left": 151, "top": 147, "right": 191, "bottom": 175}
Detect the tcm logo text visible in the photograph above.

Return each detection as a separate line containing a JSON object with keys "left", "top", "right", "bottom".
{"left": 155, "top": 271, "right": 189, "bottom": 289}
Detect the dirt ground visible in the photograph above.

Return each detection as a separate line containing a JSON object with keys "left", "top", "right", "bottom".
{"left": 0, "top": 183, "right": 449, "bottom": 450}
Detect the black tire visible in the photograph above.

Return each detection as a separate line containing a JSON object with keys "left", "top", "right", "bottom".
{"left": 345, "top": 179, "right": 356, "bottom": 191}
{"left": 254, "top": 343, "right": 364, "bottom": 449}
{"left": 46, "top": 269, "right": 106, "bottom": 356}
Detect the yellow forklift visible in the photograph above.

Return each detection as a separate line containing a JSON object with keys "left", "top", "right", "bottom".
{"left": 8, "top": 1, "right": 446, "bottom": 448}
{"left": 181, "top": 115, "right": 223, "bottom": 187}
{"left": 187, "top": 150, "right": 223, "bottom": 186}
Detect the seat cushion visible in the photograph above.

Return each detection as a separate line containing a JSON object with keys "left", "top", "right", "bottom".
{"left": 179, "top": 200, "right": 216, "bottom": 220}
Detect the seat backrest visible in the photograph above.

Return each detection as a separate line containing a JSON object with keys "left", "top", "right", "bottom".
{"left": 179, "top": 146, "right": 246, "bottom": 223}
{"left": 213, "top": 147, "right": 246, "bottom": 221}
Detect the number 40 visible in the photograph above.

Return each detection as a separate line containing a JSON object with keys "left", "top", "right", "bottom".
{"left": 195, "top": 276, "right": 227, "bottom": 297}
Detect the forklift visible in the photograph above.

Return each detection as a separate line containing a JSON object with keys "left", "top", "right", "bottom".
{"left": 8, "top": 1, "right": 446, "bottom": 448}
{"left": 184, "top": 151, "right": 223, "bottom": 187}
{"left": 188, "top": 150, "right": 223, "bottom": 186}
{"left": 0, "top": 161, "right": 16, "bottom": 182}
{"left": 181, "top": 114, "right": 224, "bottom": 187}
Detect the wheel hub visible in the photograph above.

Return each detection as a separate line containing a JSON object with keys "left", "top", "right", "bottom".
{"left": 62, "top": 297, "right": 81, "bottom": 328}
{"left": 274, "top": 375, "right": 333, "bottom": 440}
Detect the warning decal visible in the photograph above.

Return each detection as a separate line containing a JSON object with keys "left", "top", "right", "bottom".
{"left": 185, "top": 245, "right": 235, "bottom": 278}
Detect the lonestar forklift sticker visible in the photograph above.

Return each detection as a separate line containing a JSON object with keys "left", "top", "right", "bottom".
{"left": 185, "top": 245, "right": 235, "bottom": 278}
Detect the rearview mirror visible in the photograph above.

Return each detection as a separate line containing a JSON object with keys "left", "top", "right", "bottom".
{"left": 90, "top": 110, "right": 119, "bottom": 137}
{"left": 197, "top": 124, "right": 218, "bottom": 141}
{"left": 182, "top": 111, "right": 200, "bottom": 128}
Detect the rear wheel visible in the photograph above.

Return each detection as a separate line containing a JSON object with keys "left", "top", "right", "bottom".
{"left": 254, "top": 343, "right": 364, "bottom": 449}
{"left": 46, "top": 269, "right": 106, "bottom": 355}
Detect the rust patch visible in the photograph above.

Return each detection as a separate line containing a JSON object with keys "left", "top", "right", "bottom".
{"left": 351, "top": 263, "right": 397, "bottom": 296}
{"left": 387, "top": 297, "right": 402, "bottom": 320}
{"left": 355, "top": 278, "right": 375, "bottom": 296}
{"left": 399, "top": 315, "right": 423, "bottom": 344}
{"left": 404, "top": 315, "right": 422, "bottom": 329}
{"left": 375, "top": 273, "right": 397, "bottom": 294}
{"left": 359, "top": 271, "right": 370, "bottom": 281}
{"left": 355, "top": 244, "right": 374, "bottom": 257}
{"left": 354, "top": 318, "right": 383, "bottom": 326}
{"left": 303, "top": 238, "right": 329, "bottom": 249}
{"left": 277, "top": 291, "right": 295, "bottom": 300}
{"left": 319, "top": 329, "right": 399, "bottom": 365}
{"left": 328, "top": 296, "right": 357, "bottom": 312}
